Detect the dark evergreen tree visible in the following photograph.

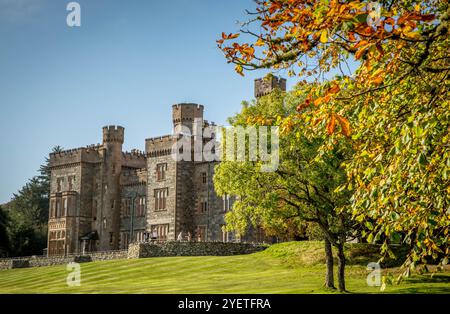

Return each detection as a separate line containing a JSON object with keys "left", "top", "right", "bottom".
{"left": 0, "top": 206, "right": 10, "bottom": 257}
{"left": 5, "top": 146, "right": 63, "bottom": 256}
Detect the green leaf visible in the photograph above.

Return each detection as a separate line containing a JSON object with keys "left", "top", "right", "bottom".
{"left": 367, "top": 233, "right": 374, "bottom": 244}
{"left": 418, "top": 153, "right": 427, "bottom": 166}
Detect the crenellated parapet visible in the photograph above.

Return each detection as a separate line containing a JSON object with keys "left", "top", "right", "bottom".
{"left": 49, "top": 145, "right": 103, "bottom": 168}
{"left": 103, "top": 125, "right": 124, "bottom": 144}
{"left": 122, "top": 149, "right": 147, "bottom": 169}
{"left": 120, "top": 168, "right": 148, "bottom": 186}
{"left": 122, "top": 149, "right": 146, "bottom": 159}
{"left": 145, "top": 134, "right": 176, "bottom": 157}
{"left": 172, "top": 103, "right": 204, "bottom": 124}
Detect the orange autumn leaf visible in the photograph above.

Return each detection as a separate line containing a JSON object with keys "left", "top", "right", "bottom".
{"left": 348, "top": 32, "right": 357, "bottom": 42}
{"left": 355, "top": 45, "right": 370, "bottom": 60}
{"left": 372, "top": 76, "right": 384, "bottom": 86}
{"left": 327, "top": 114, "right": 336, "bottom": 135}
{"left": 314, "top": 97, "right": 323, "bottom": 106}
{"left": 328, "top": 84, "right": 340, "bottom": 94}
{"left": 297, "top": 97, "right": 311, "bottom": 111}
{"left": 222, "top": 32, "right": 240, "bottom": 40}
{"left": 336, "top": 114, "right": 351, "bottom": 137}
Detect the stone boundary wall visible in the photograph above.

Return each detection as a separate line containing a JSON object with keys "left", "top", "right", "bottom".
{"left": 0, "top": 250, "right": 128, "bottom": 270}
{"left": 0, "top": 242, "right": 267, "bottom": 270}
{"left": 128, "top": 241, "right": 268, "bottom": 258}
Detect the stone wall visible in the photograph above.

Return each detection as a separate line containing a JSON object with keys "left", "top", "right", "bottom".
{"left": 127, "top": 241, "right": 268, "bottom": 259}
{"left": 0, "top": 250, "right": 128, "bottom": 270}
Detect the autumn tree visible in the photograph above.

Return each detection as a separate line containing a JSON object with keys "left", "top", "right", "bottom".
{"left": 214, "top": 86, "right": 356, "bottom": 291}
{"left": 218, "top": 0, "right": 449, "bottom": 279}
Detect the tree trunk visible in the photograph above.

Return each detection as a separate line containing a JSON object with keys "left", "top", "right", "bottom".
{"left": 337, "top": 243, "right": 346, "bottom": 292}
{"left": 324, "top": 237, "right": 335, "bottom": 289}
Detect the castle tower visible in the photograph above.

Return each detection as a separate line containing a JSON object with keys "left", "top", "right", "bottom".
{"left": 254, "top": 75, "right": 286, "bottom": 98}
{"left": 172, "top": 103, "right": 204, "bottom": 135}
{"left": 99, "top": 125, "right": 124, "bottom": 250}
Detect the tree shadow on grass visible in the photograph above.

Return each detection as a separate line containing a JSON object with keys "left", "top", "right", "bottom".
{"left": 392, "top": 286, "right": 450, "bottom": 294}
{"left": 388, "top": 275, "right": 450, "bottom": 294}
{"left": 406, "top": 274, "right": 450, "bottom": 284}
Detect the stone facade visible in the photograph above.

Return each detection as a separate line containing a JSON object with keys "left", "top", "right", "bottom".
{"left": 46, "top": 77, "right": 286, "bottom": 256}
{"left": 0, "top": 250, "right": 129, "bottom": 270}
{"left": 0, "top": 242, "right": 266, "bottom": 270}
{"left": 254, "top": 75, "right": 287, "bottom": 98}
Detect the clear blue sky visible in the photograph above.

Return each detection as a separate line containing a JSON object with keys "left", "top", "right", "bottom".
{"left": 0, "top": 0, "right": 297, "bottom": 203}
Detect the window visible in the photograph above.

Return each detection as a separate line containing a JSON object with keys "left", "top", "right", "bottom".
{"left": 56, "top": 178, "right": 63, "bottom": 192}
{"left": 198, "top": 200, "right": 208, "bottom": 214}
{"left": 150, "top": 224, "right": 169, "bottom": 241}
{"left": 134, "top": 230, "right": 145, "bottom": 242}
{"left": 196, "top": 225, "right": 207, "bottom": 242}
{"left": 136, "top": 197, "right": 146, "bottom": 217}
{"left": 156, "top": 163, "right": 167, "bottom": 181}
{"left": 68, "top": 176, "right": 75, "bottom": 191}
{"left": 221, "top": 227, "right": 230, "bottom": 243}
{"left": 62, "top": 198, "right": 67, "bottom": 217}
{"left": 202, "top": 172, "right": 207, "bottom": 184}
{"left": 56, "top": 199, "right": 61, "bottom": 217}
{"left": 50, "top": 200, "right": 56, "bottom": 218}
{"left": 223, "top": 194, "right": 231, "bottom": 212}
{"left": 154, "top": 188, "right": 168, "bottom": 211}
{"left": 121, "top": 199, "right": 131, "bottom": 217}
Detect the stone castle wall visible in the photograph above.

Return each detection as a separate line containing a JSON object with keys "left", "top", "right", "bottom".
{"left": 0, "top": 250, "right": 128, "bottom": 270}
{"left": 0, "top": 242, "right": 267, "bottom": 270}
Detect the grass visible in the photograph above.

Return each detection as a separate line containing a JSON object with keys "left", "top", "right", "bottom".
{"left": 0, "top": 241, "right": 449, "bottom": 294}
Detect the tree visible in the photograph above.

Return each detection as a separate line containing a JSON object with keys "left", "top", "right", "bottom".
{"left": 218, "top": 0, "right": 449, "bottom": 277}
{"left": 0, "top": 206, "right": 10, "bottom": 257}
{"left": 214, "top": 86, "right": 355, "bottom": 291}
{"left": 5, "top": 146, "right": 63, "bottom": 256}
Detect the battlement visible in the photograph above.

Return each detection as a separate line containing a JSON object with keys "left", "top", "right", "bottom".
{"left": 121, "top": 167, "right": 147, "bottom": 186}
{"left": 203, "top": 120, "right": 216, "bottom": 127}
{"left": 121, "top": 150, "right": 147, "bottom": 169}
{"left": 49, "top": 144, "right": 103, "bottom": 167}
{"left": 172, "top": 103, "right": 204, "bottom": 126}
{"left": 122, "top": 150, "right": 146, "bottom": 160}
{"left": 172, "top": 103, "right": 204, "bottom": 110}
{"left": 254, "top": 75, "right": 286, "bottom": 98}
{"left": 145, "top": 134, "right": 174, "bottom": 143}
{"left": 103, "top": 125, "right": 124, "bottom": 144}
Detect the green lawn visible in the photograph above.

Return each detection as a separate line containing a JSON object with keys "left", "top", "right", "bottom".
{"left": 0, "top": 242, "right": 449, "bottom": 294}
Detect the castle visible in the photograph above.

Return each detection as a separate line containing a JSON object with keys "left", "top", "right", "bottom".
{"left": 47, "top": 76, "right": 286, "bottom": 256}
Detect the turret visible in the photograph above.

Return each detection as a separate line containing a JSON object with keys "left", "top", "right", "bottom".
{"left": 102, "top": 125, "right": 124, "bottom": 144}
{"left": 99, "top": 125, "right": 124, "bottom": 250}
{"left": 254, "top": 75, "right": 286, "bottom": 98}
{"left": 172, "top": 103, "right": 204, "bottom": 135}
